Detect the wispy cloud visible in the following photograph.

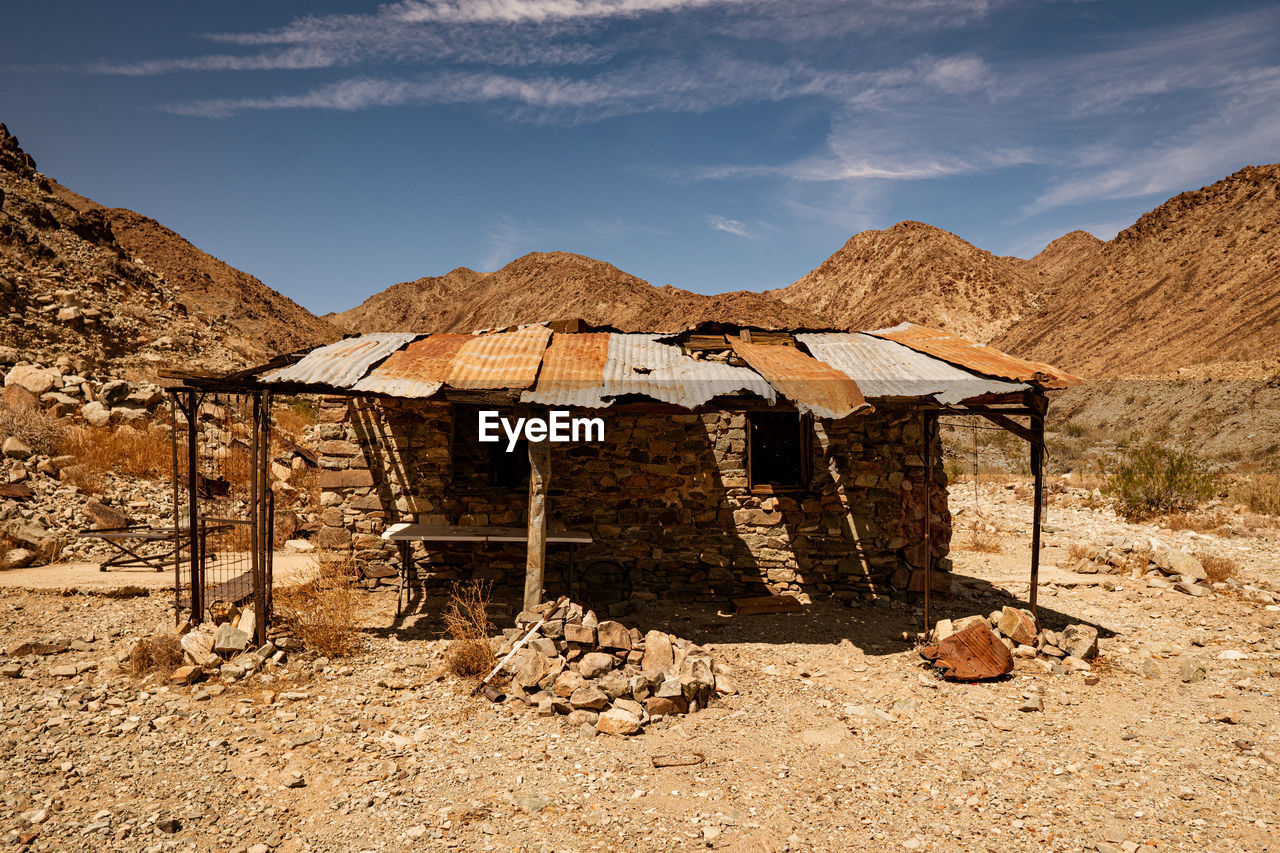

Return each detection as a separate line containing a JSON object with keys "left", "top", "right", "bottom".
{"left": 706, "top": 214, "right": 752, "bottom": 237}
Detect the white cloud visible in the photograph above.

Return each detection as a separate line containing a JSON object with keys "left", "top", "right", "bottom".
{"left": 706, "top": 214, "right": 752, "bottom": 237}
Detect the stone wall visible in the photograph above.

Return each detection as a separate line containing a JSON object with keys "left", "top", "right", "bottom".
{"left": 312, "top": 397, "right": 951, "bottom": 604}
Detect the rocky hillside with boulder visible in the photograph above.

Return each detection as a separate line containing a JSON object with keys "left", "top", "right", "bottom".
{"left": 0, "top": 123, "right": 335, "bottom": 380}
{"left": 995, "top": 164, "right": 1280, "bottom": 376}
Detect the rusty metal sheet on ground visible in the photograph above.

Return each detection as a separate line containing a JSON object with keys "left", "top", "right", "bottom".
{"left": 920, "top": 623, "right": 1014, "bottom": 681}
{"left": 731, "top": 340, "right": 870, "bottom": 419}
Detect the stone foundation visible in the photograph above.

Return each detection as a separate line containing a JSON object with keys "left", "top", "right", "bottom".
{"left": 312, "top": 397, "right": 951, "bottom": 604}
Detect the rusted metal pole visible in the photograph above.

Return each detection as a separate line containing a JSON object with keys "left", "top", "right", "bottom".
{"left": 256, "top": 392, "right": 272, "bottom": 645}
{"left": 922, "top": 411, "right": 934, "bottom": 640}
{"left": 185, "top": 391, "right": 202, "bottom": 622}
{"left": 249, "top": 393, "right": 262, "bottom": 644}
{"left": 1029, "top": 411, "right": 1045, "bottom": 624}
{"left": 523, "top": 440, "right": 550, "bottom": 612}
{"left": 168, "top": 392, "right": 181, "bottom": 624}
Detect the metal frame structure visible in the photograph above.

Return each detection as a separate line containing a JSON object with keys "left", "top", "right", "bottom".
{"left": 167, "top": 386, "right": 274, "bottom": 645}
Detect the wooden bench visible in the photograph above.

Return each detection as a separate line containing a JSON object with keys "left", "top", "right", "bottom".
{"left": 380, "top": 523, "right": 592, "bottom": 611}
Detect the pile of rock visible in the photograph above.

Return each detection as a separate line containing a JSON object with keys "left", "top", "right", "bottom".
{"left": 3, "top": 354, "right": 168, "bottom": 426}
{"left": 172, "top": 609, "right": 291, "bottom": 688}
{"left": 931, "top": 606, "right": 1100, "bottom": 675}
{"left": 1071, "top": 536, "right": 1211, "bottom": 596}
{"left": 496, "top": 599, "right": 734, "bottom": 736}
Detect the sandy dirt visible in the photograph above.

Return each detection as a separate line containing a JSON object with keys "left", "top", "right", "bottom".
{"left": 0, "top": 488, "right": 1277, "bottom": 852}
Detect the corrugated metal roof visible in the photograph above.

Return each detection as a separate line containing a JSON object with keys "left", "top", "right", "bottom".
{"left": 262, "top": 333, "right": 418, "bottom": 388}
{"left": 868, "top": 323, "right": 1084, "bottom": 387}
{"left": 731, "top": 340, "right": 869, "bottom": 419}
{"left": 351, "top": 333, "right": 472, "bottom": 398}
{"left": 798, "top": 332, "right": 1029, "bottom": 403}
{"left": 446, "top": 326, "right": 552, "bottom": 390}
{"left": 605, "top": 334, "right": 776, "bottom": 408}
{"left": 523, "top": 332, "right": 611, "bottom": 406}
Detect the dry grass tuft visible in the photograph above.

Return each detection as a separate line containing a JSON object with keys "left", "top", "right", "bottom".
{"left": 1197, "top": 552, "right": 1239, "bottom": 584}
{"left": 959, "top": 520, "right": 1002, "bottom": 554}
{"left": 273, "top": 398, "right": 318, "bottom": 443}
{"left": 0, "top": 403, "right": 66, "bottom": 457}
{"left": 442, "top": 581, "right": 497, "bottom": 680}
{"left": 273, "top": 552, "right": 362, "bottom": 658}
{"left": 1066, "top": 542, "right": 1092, "bottom": 564}
{"left": 1161, "top": 510, "right": 1228, "bottom": 533}
{"left": 128, "top": 634, "right": 184, "bottom": 676}
{"left": 1232, "top": 474, "right": 1280, "bottom": 517}
{"left": 60, "top": 425, "right": 171, "bottom": 495}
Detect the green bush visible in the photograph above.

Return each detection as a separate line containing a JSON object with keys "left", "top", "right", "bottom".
{"left": 1105, "top": 444, "right": 1218, "bottom": 521}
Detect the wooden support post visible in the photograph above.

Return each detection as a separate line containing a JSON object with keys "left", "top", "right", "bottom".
{"left": 523, "top": 440, "right": 551, "bottom": 612}
{"left": 1029, "top": 411, "right": 1045, "bottom": 624}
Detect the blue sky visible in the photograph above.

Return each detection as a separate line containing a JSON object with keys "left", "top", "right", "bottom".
{"left": 3, "top": 1, "right": 1279, "bottom": 314}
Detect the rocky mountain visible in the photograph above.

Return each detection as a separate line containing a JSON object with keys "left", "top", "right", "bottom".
{"left": 1021, "top": 230, "right": 1104, "bottom": 284}
{"left": 0, "top": 123, "right": 336, "bottom": 379}
{"left": 327, "top": 250, "right": 820, "bottom": 334}
{"left": 995, "top": 164, "right": 1280, "bottom": 377}
{"left": 771, "top": 221, "right": 1039, "bottom": 343}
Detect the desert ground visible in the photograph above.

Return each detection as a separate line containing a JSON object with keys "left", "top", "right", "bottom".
{"left": 2, "top": 482, "right": 1277, "bottom": 853}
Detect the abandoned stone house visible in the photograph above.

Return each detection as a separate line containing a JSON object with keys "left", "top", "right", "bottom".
{"left": 217, "top": 320, "right": 1080, "bottom": 611}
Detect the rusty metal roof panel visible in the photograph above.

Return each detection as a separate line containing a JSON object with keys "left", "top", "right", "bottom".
{"left": 798, "top": 332, "right": 1029, "bottom": 403}
{"left": 604, "top": 334, "right": 776, "bottom": 408}
{"left": 731, "top": 339, "right": 870, "bottom": 419}
{"left": 867, "top": 323, "right": 1084, "bottom": 388}
{"left": 522, "top": 332, "right": 611, "bottom": 406}
{"left": 261, "top": 333, "right": 417, "bottom": 388}
{"left": 446, "top": 326, "right": 552, "bottom": 390}
{"left": 351, "top": 333, "right": 472, "bottom": 397}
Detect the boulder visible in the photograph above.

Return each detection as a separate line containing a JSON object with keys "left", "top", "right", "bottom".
{"left": 2, "top": 436, "right": 32, "bottom": 459}
{"left": 644, "top": 695, "right": 688, "bottom": 716}
{"left": 1058, "top": 624, "right": 1099, "bottom": 660}
{"left": 97, "top": 379, "right": 130, "bottom": 405}
{"left": 577, "top": 652, "right": 616, "bottom": 679}
{"left": 213, "top": 623, "right": 250, "bottom": 655}
{"left": 4, "top": 365, "right": 58, "bottom": 396}
{"left": 1166, "top": 551, "right": 1206, "bottom": 581}
{"left": 84, "top": 499, "right": 129, "bottom": 529}
{"left": 552, "top": 670, "right": 586, "bottom": 698}
{"left": 568, "top": 685, "right": 610, "bottom": 711}
{"left": 595, "top": 707, "right": 642, "bottom": 736}
{"left": 641, "top": 630, "right": 674, "bottom": 680}
{"left": 595, "top": 620, "right": 632, "bottom": 650}
{"left": 563, "top": 623, "right": 596, "bottom": 645}
{"left": 2, "top": 548, "right": 36, "bottom": 569}
{"left": 80, "top": 400, "right": 110, "bottom": 427}
{"left": 996, "top": 606, "right": 1037, "bottom": 646}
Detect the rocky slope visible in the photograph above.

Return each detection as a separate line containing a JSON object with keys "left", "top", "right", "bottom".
{"left": 328, "top": 251, "right": 820, "bottom": 334}
{"left": 772, "top": 221, "right": 1039, "bottom": 343}
{"left": 0, "top": 123, "right": 335, "bottom": 378}
{"left": 996, "top": 165, "right": 1280, "bottom": 377}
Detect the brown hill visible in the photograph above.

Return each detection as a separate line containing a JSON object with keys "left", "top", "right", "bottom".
{"left": 1022, "top": 230, "right": 1104, "bottom": 284}
{"left": 0, "top": 122, "right": 336, "bottom": 377}
{"left": 995, "top": 164, "right": 1280, "bottom": 377}
{"left": 772, "top": 221, "right": 1038, "bottom": 343}
{"left": 327, "top": 251, "right": 820, "bottom": 334}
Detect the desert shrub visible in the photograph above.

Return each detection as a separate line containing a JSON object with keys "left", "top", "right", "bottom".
{"left": 442, "top": 581, "right": 496, "bottom": 679}
{"left": 0, "top": 403, "right": 65, "bottom": 457}
{"left": 1105, "top": 444, "right": 1218, "bottom": 521}
{"left": 274, "top": 398, "right": 318, "bottom": 442}
{"left": 273, "top": 552, "right": 361, "bottom": 658}
{"left": 1232, "top": 474, "right": 1280, "bottom": 516}
{"left": 1161, "top": 510, "right": 1228, "bottom": 533}
{"left": 958, "top": 519, "right": 1002, "bottom": 554}
{"left": 129, "top": 634, "right": 184, "bottom": 676}
{"left": 1066, "top": 542, "right": 1091, "bottom": 564}
{"left": 1197, "top": 552, "right": 1238, "bottom": 584}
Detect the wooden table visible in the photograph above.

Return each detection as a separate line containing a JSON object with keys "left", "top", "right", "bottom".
{"left": 380, "top": 523, "right": 592, "bottom": 611}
